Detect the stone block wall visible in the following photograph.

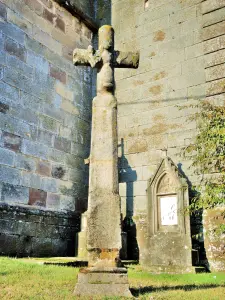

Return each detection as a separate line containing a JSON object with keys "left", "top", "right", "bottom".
{"left": 0, "top": 203, "right": 80, "bottom": 257}
{"left": 200, "top": 0, "right": 225, "bottom": 271}
{"left": 112, "top": 0, "right": 207, "bottom": 262}
{"left": 113, "top": 0, "right": 225, "bottom": 270}
{"left": 96, "top": 0, "right": 111, "bottom": 26}
{"left": 69, "top": 0, "right": 95, "bottom": 20}
{"left": 68, "top": 0, "right": 111, "bottom": 26}
{"left": 201, "top": 0, "right": 225, "bottom": 106}
{"left": 0, "top": 0, "right": 94, "bottom": 256}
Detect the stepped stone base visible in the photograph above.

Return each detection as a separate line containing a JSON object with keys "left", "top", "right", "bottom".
{"left": 74, "top": 267, "right": 132, "bottom": 297}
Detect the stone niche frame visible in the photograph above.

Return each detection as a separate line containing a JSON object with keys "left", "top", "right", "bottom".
{"left": 147, "top": 157, "right": 189, "bottom": 236}
{"left": 145, "top": 157, "right": 193, "bottom": 272}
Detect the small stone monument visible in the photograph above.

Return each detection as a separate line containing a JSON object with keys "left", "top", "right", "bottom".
{"left": 72, "top": 25, "right": 139, "bottom": 297}
{"left": 145, "top": 156, "right": 193, "bottom": 273}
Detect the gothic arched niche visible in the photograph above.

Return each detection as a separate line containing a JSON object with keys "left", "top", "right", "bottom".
{"left": 144, "top": 156, "right": 192, "bottom": 269}
{"left": 157, "top": 173, "right": 177, "bottom": 194}
{"left": 147, "top": 157, "right": 189, "bottom": 235}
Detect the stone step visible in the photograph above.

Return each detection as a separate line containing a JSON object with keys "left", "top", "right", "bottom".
{"left": 74, "top": 283, "right": 132, "bottom": 297}
{"left": 77, "top": 272, "right": 129, "bottom": 284}
{"left": 74, "top": 268, "right": 132, "bottom": 297}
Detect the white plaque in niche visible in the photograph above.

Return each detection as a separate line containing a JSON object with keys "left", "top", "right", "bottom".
{"left": 160, "top": 196, "right": 178, "bottom": 225}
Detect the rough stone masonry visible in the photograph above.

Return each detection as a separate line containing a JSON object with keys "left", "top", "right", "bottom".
{"left": 0, "top": 0, "right": 98, "bottom": 257}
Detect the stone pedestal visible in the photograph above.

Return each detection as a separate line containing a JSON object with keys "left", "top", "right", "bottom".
{"left": 74, "top": 267, "right": 132, "bottom": 297}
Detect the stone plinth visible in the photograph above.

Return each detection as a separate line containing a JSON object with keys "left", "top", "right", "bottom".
{"left": 74, "top": 267, "right": 132, "bottom": 297}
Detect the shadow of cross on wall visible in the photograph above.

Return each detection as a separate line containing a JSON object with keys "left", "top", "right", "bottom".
{"left": 119, "top": 138, "right": 137, "bottom": 217}
{"left": 119, "top": 138, "right": 139, "bottom": 261}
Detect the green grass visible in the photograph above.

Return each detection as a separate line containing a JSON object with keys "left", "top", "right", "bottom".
{"left": 18, "top": 256, "right": 80, "bottom": 264}
{"left": 0, "top": 257, "right": 225, "bottom": 299}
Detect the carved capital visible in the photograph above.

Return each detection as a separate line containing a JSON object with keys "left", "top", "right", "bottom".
{"left": 73, "top": 45, "right": 102, "bottom": 68}
{"left": 114, "top": 51, "right": 139, "bottom": 68}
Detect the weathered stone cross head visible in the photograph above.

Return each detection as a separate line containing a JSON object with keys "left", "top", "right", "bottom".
{"left": 73, "top": 25, "right": 139, "bottom": 95}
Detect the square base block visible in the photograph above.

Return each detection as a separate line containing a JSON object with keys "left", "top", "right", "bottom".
{"left": 74, "top": 267, "right": 132, "bottom": 297}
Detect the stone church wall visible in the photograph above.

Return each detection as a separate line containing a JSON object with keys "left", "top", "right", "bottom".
{"left": 200, "top": 0, "right": 225, "bottom": 272}
{"left": 0, "top": 0, "right": 93, "bottom": 256}
{"left": 113, "top": 0, "right": 224, "bottom": 269}
{"left": 0, "top": 203, "right": 80, "bottom": 256}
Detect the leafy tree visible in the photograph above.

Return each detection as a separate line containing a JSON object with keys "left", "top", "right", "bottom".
{"left": 181, "top": 100, "right": 225, "bottom": 214}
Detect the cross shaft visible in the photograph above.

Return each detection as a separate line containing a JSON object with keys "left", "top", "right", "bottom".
{"left": 73, "top": 25, "right": 139, "bottom": 297}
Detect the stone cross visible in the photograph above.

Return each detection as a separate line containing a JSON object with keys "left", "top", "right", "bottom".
{"left": 73, "top": 25, "right": 139, "bottom": 297}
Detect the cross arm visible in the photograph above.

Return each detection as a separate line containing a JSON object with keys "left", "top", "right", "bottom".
{"left": 113, "top": 50, "right": 139, "bottom": 69}
{"left": 73, "top": 45, "right": 101, "bottom": 68}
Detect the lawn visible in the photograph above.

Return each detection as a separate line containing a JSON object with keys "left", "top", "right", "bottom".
{"left": 0, "top": 257, "right": 225, "bottom": 299}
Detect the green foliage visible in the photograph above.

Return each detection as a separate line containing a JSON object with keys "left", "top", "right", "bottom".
{"left": 181, "top": 100, "right": 225, "bottom": 211}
